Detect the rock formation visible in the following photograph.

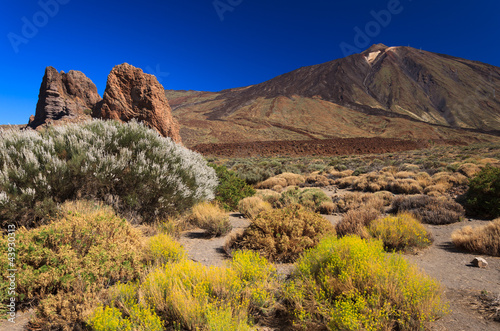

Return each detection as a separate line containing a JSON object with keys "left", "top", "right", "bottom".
{"left": 93, "top": 63, "right": 181, "bottom": 143}
{"left": 29, "top": 67, "right": 101, "bottom": 128}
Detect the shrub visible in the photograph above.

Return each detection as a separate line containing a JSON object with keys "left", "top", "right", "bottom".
{"left": 368, "top": 213, "right": 433, "bottom": 252}
{"left": 88, "top": 304, "right": 163, "bottom": 331}
{"left": 238, "top": 196, "right": 272, "bottom": 219}
{"left": 298, "top": 188, "right": 332, "bottom": 212}
{"left": 228, "top": 205, "right": 335, "bottom": 262}
{"left": 256, "top": 172, "right": 305, "bottom": 189}
{"left": 284, "top": 235, "right": 447, "bottom": 330}
{"left": 0, "top": 120, "right": 217, "bottom": 227}
{"left": 256, "top": 177, "right": 287, "bottom": 190}
{"left": 0, "top": 201, "right": 147, "bottom": 329}
{"left": 255, "top": 189, "right": 281, "bottom": 206}
{"left": 140, "top": 251, "right": 278, "bottom": 330}
{"left": 335, "top": 207, "right": 381, "bottom": 239}
{"left": 209, "top": 164, "right": 255, "bottom": 211}
{"left": 391, "top": 195, "right": 465, "bottom": 224}
{"left": 332, "top": 192, "right": 386, "bottom": 213}
{"left": 277, "top": 172, "right": 306, "bottom": 186}
{"left": 147, "top": 233, "right": 187, "bottom": 264}
{"left": 276, "top": 187, "right": 331, "bottom": 213}
{"left": 188, "top": 202, "right": 232, "bottom": 237}
{"left": 451, "top": 218, "right": 500, "bottom": 256}
{"left": 465, "top": 166, "right": 500, "bottom": 218}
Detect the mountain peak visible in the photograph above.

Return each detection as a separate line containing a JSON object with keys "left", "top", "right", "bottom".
{"left": 363, "top": 43, "right": 389, "bottom": 54}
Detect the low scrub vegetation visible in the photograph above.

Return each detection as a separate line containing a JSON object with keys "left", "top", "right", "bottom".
{"left": 238, "top": 196, "right": 272, "bottom": 219}
{"left": 284, "top": 235, "right": 447, "bottom": 330}
{"left": 93, "top": 250, "right": 279, "bottom": 330}
{"left": 332, "top": 191, "right": 390, "bottom": 213}
{"left": 369, "top": 213, "right": 433, "bottom": 252}
{"left": 465, "top": 166, "right": 500, "bottom": 219}
{"left": 0, "top": 120, "right": 218, "bottom": 227}
{"left": 228, "top": 205, "right": 335, "bottom": 262}
{"left": 275, "top": 187, "right": 332, "bottom": 214}
{"left": 335, "top": 207, "right": 381, "bottom": 239}
{"left": 209, "top": 164, "right": 255, "bottom": 211}
{"left": 188, "top": 201, "right": 232, "bottom": 237}
{"left": 147, "top": 233, "right": 187, "bottom": 264}
{"left": 0, "top": 201, "right": 147, "bottom": 330}
{"left": 391, "top": 195, "right": 465, "bottom": 224}
{"left": 451, "top": 218, "right": 500, "bottom": 256}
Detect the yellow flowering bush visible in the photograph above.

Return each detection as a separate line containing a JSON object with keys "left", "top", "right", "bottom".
{"left": 147, "top": 233, "right": 187, "bottom": 264}
{"left": 284, "top": 235, "right": 447, "bottom": 330}
{"left": 368, "top": 213, "right": 433, "bottom": 252}
{"left": 91, "top": 250, "right": 279, "bottom": 330}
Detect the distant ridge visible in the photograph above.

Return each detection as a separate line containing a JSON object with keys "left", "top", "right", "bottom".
{"left": 167, "top": 45, "right": 500, "bottom": 147}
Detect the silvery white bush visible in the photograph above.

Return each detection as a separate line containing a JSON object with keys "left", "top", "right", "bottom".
{"left": 0, "top": 120, "right": 217, "bottom": 227}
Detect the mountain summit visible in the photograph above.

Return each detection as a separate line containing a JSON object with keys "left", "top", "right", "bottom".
{"left": 168, "top": 45, "right": 500, "bottom": 146}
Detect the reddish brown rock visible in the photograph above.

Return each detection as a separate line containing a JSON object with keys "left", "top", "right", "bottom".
{"left": 94, "top": 63, "right": 181, "bottom": 143}
{"left": 30, "top": 67, "right": 101, "bottom": 128}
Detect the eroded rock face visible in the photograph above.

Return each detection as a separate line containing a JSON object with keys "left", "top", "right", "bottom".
{"left": 94, "top": 63, "right": 181, "bottom": 143}
{"left": 30, "top": 67, "right": 101, "bottom": 128}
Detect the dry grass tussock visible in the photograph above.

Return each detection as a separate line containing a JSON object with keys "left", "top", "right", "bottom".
{"left": 332, "top": 191, "right": 391, "bottom": 213}
{"left": 335, "top": 207, "right": 381, "bottom": 239}
{"left": 227, "top": 205, "right": 335, "bottom": 262}
{"left": 255, "top": 172, "right": 305, "bottom": 190}
{"left": 451, "top": 218, "right": 500, "bottom": 256}
{"left": 458, "top": 163, "right": 482, "bottom": 178}
{"left": 391, "top": 195, "right": 465, "bottom": 225}
{"left": 238, "top": 196, "right": 273, "bottom": 219}
{"left": 187, "top": 201, "right": 231, "bottom": 237}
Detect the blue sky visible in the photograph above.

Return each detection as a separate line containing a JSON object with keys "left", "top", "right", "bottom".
{"left": 1, "top": 0, "right": 499, "bottom": 125}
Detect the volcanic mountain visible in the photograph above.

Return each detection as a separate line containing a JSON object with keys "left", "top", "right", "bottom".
{"left": 167, "top": 44, "right": 500, "bottom": 147}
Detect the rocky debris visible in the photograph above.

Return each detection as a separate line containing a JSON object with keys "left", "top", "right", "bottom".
{"left": 29, "top": 67, "right": 101, "bottom": 128}
{"left": 94, "top": 63, "right": 181, "bottom": 143}
{"left": 472, "top": 257, "right": 488, "bottom": 268}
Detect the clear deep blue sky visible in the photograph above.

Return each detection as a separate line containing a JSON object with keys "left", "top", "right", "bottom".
{"left": 1, "top": 0, "right": 499, "bottom": 124}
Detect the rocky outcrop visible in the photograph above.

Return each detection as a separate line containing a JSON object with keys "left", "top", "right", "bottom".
{"left": 93, "top": 63, "right": 181, "bottom": 143}
{"left": 29, "top": 67, "right": 101, "bottom": 128}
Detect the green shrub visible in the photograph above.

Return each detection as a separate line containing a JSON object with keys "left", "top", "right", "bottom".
{"left": 0, "top": 120, "right": 217, "bottom": 227}
{"left": 465, "top": 166, "right": 500, "bottom": 218}
{"left": 227, "top": 205, "right": 335, "bottom": 262}
{"left": 209, "top": 164, "right": 255, "bottom": 211}
{"left": 284, "top": 235, "right": 447, "bottom": 330}
{"left": 0, "top": 200, "right": 147, "bottom": 329}
{"left": 368, "top": 213, "right": 433, "bottom": 252}
{"left": 390, "top": 195, "right": 465, "bottom": 224}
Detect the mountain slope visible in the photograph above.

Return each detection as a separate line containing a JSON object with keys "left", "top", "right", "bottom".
{"left": 167, "top": 45, "right": 500, "bottom": 147}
